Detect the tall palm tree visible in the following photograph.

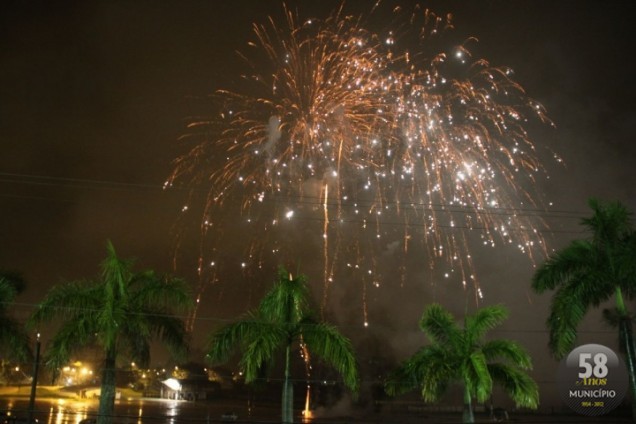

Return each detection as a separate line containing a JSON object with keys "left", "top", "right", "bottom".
{"left": 532, "top": 198, "right": 636, "bottom": 412}
{"left": 385, "top": 303, "right": 538, "bottom": 424}
{"left": 0, "top": 271, "right": 30, "bottom": 362}
{"left": 29, "top": 241, "right": 192, "bottom": 424}
{"left": 206, "top": 267, "right": 358, "bottom": 423}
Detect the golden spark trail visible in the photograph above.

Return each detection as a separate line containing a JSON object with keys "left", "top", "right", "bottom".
{"left": 321, "top": 183, "right": 330, "bottom": 315}
{"left": 300, "top": 343, "right": 313, "bottom": 420}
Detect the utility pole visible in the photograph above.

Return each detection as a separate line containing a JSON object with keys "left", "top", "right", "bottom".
{"left": 27, "top": 333, "right": 41, "bottom": 423}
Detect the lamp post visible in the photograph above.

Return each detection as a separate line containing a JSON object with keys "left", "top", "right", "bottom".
{"left": 27, "top": 333, "right": 41, "bottom": 423}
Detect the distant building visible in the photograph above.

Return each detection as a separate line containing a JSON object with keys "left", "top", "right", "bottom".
{"left": 80, "top": 388, "right": 121, "bottom": 400}
{"left": 160, "top": 378, "right": 221, "bottom": 401}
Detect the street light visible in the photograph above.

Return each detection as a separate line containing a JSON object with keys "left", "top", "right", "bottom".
{"left": 28, "top": 332, "right": 41, "bottom": 424}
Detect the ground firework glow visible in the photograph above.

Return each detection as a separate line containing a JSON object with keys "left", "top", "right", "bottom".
{"left": 167, "top": 3, "right": 558, "bottom": 327}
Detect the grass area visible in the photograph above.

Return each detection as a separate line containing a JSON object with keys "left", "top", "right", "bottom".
{"left": 0, "top": 385, "right": 75, "bottom": 399}
{"left": 0, "top": 385, "right": 143, "bottom": 400}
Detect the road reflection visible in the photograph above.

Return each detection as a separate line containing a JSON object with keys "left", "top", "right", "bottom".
{"left": 2, "top": 398, "right": 91, "bottom": 424}
{"left": 1, "top": 397, "right": 247, "bottom": 424}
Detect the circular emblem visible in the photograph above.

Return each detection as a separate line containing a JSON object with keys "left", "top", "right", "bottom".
{"left": 557, "top": 343, "right": 628, "bottom": 416}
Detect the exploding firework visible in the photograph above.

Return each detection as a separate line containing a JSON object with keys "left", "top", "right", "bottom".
{"left": 167, "top": 3, "right": 557, "bottom": 327}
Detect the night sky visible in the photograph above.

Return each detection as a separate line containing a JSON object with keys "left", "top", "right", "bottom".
{"left": 1, "top": 0, "right": 635, "bottom": 409}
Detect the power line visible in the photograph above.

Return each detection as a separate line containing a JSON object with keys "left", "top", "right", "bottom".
{"left": 0, "top": 172, "right": 590, "bottom": 221}
{"left": 3, "top": 301, "right": 622, "bottom": 335}
{"left": 0, "top": 172, "right": 172, "bottom": 192}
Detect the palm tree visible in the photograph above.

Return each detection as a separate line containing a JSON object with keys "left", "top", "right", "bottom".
{"left": 0, "top": 271, "right": 30, "bottom": 362}
{"left": 532, "top": 198, "right": 636, "bottom": 412}
{"left": 385, "top": 303, "right": 539, "bottom": 424}
{"left": 206, "top": 267, "right": 358, "bottom": 423}
{"left": 29, "top": 241, "right": 192, "bottom": 424}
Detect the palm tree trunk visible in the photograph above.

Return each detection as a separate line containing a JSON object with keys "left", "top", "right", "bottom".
{"left": 462, "top": 384, "right": 474, "bottom": 424}
{"left": 619, "top": 318, "right": 636, "bottom": 423}
{"left": 97, "top": 347, "right": 117, "bottom": 424}
{"left": 616, "top": 288, "right": 636, "bottom": 422}
{"left": 282, "top": 343, "right": 294, "bottom": 423}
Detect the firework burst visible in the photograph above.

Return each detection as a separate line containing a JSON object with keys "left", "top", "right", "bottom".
{"left": 167, "top": 3, "right": 556, "bottom": 327}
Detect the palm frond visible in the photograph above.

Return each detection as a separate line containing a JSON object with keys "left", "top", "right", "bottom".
{"left": 547, "top": 274, "right": 611, "bottom": 358}
{"left": 602, "top": 307, "right": 623, "bottom": 328}
{"left": 121, "top": 308, "right": 189, "bottom": 367}
{"left": 488, "top": 363, "right": 539, "bottom": 409}
{"left": 300, "top": 320, "right": 359, "bottom": 392}
{"left": 240, "top": 326, "right": 287, "bottom": 383}
{"left": 128, "top": 334, "right": 151, "bottom": 367}
{"left": 384, "top": 360, "right": 419, "bottom": 397}
{"left": 145, "top": 309, "right": 190, "bottom": 363}
{"left": 258, "top": 267, "right": 309, "bottom": 324}
{"left": 120, "top": 317, "right": 152, "bottom": 366}
{"left": 481, "top": 339, "right": 533, "bottom": 370}
{"left": 385, "top": 346, "right": 453, "bottom": 401}
{"left": 469, "top": 351, "right": 493, "bottom": 403}
{"left": 130, "top": 274, "right": 193, "bottom": 312}
{"left": 465, "top": 305, "right": 508, "bottom": 343}
{"left": 617, "top": 232, "right": 636, "bottom": 298}
{"left": 0, "top": 314, "right": 31, "bottom": 361}
{"left": 583, "top": 198, "right": 632, "bottom": 247}
{"left": 602, "top": 307, "right": 634, "bottom": 353}
{"left": 0, "top": 271, "right": 25, "bottom": 297}
{"left": 44, "top": 317, "right": 98, "bottom": 371}
{"left": 98, "top": 288, "right": 127, "bottom": 351}
{"left": 418, "top": 346, "right": 461, "bottom": 402}
{"left": 0, "top": 280, "right": 18, "bottom": 314}
{"left": 207, "top": 317, "right": 284, "bottom": 365}
{"left": 0, "top": 277, "right": 30, "bottom": 361}
{"left": 532, "top": 240, "right": 593, "bottom": 293}
{"left": 29, "top": 281, "right": 101, "bottom": 327}
{"left": 419, "top": 369, "right": 451, "bottom": 403}
{"left": 100, "top": 240, "right": 134, "bottom": 298}
{"left": 419, "top": 303, "right": 461, "bottom": 346}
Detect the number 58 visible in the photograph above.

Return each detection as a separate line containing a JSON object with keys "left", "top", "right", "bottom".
{"left": 579, "top": 353, "right": 608, "bottom": 378}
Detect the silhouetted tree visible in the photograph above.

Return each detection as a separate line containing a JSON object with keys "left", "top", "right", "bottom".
{"left": 385, "top": 304, "right": 538, "bottom": 423}
{"left": 532, "top": 198, "right": 636, "bottom": 416}
{"left": 0, "top": 271, "right": 30, "bottom": 361}
{"left": 206, "top": 267, "right": 358, "bottom": 423}
{"left": 30, "top": 241, "right": 192, "bottom": 424}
